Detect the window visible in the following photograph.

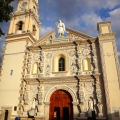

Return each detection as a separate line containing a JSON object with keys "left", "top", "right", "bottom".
{"left": 53, "top": 53, "right": 69, "bottom": 72}
{"left": 15, "top": 21, "right": 24, "bottom": 34}
{"left": 14, "top": 106, "right": 17, "bottom": 111}
{"left": 33, "top": 6, "right": 36, "bottom": 13}
{"left": 32, "top": 62, "right": 38, "bottom": 74}
{"left": 59, "top": 58, "right": 65, "bottom": 71}
{"left": 83, "top": 58, "right": 91, "bottom": 71}
{"left": 17, "top": 21, "right": 23, "bottom": 30}
{"left": 32, "top": 25, "right": 36, "bottom": 36}
{"left": 10, "top": 70, "right": 13, "bottom": 76}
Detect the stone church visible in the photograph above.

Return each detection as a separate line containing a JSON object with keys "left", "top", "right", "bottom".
{"left": 0, "top": 0, "right": 120, "bottom": 120}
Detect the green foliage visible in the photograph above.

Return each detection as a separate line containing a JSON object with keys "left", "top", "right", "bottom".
{"left": 0, "top": 0, "right": 14, "bottom": 36}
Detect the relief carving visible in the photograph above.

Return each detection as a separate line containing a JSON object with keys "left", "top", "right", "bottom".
{"left": 82, "top": 49, "right": 90, "bottom": 56}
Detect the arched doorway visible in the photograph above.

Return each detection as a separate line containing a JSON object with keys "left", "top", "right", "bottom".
{"left": 49, "top": 90, "right": 73, "bottom": 120}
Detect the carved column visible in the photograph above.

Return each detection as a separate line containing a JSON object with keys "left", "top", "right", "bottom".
{"left": 96, "top": 78, "right": 103, "bottom": 117}
{"left": 25, "top": 51, "right": 32, "bottom": 78}
{"left": 23, "top": 82, "right": 30, "bottom": 116}
{"left": 79, "top": 83, "right": 85, "bottom": 117}
{"left": 37, "top": 84, "right": 44, "bottom": 118}
{"left": 92, "top": 43, "right": 99, "bottom": 73}
{"left": 38, "top": 51, "right": 44, "bottom": 77}
{"left": 73, "top": 102, "right": 79, "bottom": 120}
{"left": 77, "top": 58, "right": 82, "bottom": 75}
{"left": 44, "top": 102, "right": 50, "bottom": 120}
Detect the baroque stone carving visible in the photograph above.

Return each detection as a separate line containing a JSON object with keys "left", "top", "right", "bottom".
{"left": 82, "top": 49, "right": 89, "bottom": 56}
{"left": 69, "top": 50, "right": 75, "bottom": 56}
{"left": 46, "top": 53, "right": 52, "bottom": 58}
{"left": 26, "top": 64, "right": 31, "bottom": 74}
{"left": 38, "top": 85, "right": 43, "bottom": 104}
{"left": 45, "top": 64, "right": 51, "bottom": 76}
{"left": 70, "top": 59, "right": 77, "bottom": 75}
{"left": 33, "top": 54, "right": 40, "bottom": 61}
{"left": 24, "top": 84, "right": 29, "bottom": 105}
{"left": 77, "top": 58, "right": 82, "bottom": 74}
{"left": 86, "top": 85, "right": 93, "bottom": 92}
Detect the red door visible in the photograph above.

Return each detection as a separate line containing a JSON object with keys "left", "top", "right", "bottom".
{"left": 49, "top": 90, "right": 73, "bottom": 120}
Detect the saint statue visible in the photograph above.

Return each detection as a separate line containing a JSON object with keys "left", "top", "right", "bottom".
{"left": 56, "top": 20, "right": 66, "bottom": 37}
{"left": 88, "top": 99, "right": 93, "bottom": 110}
{"left": 32, "top": 98, "right": 37, "bottom": 109}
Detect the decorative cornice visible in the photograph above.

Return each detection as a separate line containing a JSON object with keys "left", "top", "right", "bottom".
{"left": 23, "top": 74, "right": 101, "bottom": 83}
{"left": 98, "top": 33, "right": 116, "bottom": 41}
{"left": 27, "top": 38, "right": 97, "bottom": 50}
{"left": 6, "top": 32, "right": 36, "bottom": 44}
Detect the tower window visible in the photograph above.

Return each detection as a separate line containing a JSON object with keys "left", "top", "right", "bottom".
{"left": 32, "top": 25, "right": 36, "bottom": 36}
{"left": 16, "top": 21, "right": 23, "bottom": 31}
{"left": 59, "top": 58, "right": 65, "bottom": 71}
{"left": 33, "top": 6, "right": 36, "bottom": 13}
{"left": 10, "top": 70, "right": 13, "bottom": 76}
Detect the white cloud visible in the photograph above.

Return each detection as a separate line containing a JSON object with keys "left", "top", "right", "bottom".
{"left": 79, "top": 12, "right": 102, "bottom": 36}
{"left": 40, "top": 26, "right": 53, "bottom": 37}
{"left": 106, "top": 8, "right": 120, "bottom": 52}
{"left": 65, "top": 18, "right": 80, "bottom": 28}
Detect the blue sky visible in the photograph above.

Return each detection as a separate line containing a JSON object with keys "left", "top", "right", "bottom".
{"left": 0, "top": 0, "right": 120, "bottom": 63}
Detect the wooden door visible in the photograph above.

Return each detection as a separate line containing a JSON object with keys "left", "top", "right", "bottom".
{"left": 49, "top": 90, "right": 73, "bottom": 120}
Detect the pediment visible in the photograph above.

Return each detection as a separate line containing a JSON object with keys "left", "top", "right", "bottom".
{"left": 31, "top": 28, "right": 94, "bottom": 47}
{"left": 32, "top": 30, "right": 56, "bottom": 47}
{"left": 66, "top": 28, "right": 93, "bottom": 40}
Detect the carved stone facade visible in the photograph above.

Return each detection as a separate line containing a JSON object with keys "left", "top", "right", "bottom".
{"left": 0, "top": 1, "right": 120, "bottom": 120}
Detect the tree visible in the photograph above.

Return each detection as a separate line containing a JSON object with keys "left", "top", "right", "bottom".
{"left": 0, "top": 0, "right": 14, "bottom": 36}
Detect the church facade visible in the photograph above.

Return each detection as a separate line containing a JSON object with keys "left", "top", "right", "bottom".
{"left": 0, "top": 0, "right": 120, "bottom": 120}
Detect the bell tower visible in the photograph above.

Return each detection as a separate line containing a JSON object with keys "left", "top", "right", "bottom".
{"left": 8, "top": 0, "right": 40, "bottom": 40}
{"left": 0, "top": 0, "right": 40, "bottom": 117}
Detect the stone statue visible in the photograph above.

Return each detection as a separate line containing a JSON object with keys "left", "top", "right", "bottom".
{"left": 88, "top": 99, "right": 93, "bottom": 110}
{"left": 97, "top": 103, "right": 103, "bottom": 113}
{"left": 79, "top": 103, "right": 84, "bottom": 113}
{"left": 56, "top": 20, "right": 66, "bottom": 37}
{"left": 32, "top": 98, "right": 37, "bottom": 109}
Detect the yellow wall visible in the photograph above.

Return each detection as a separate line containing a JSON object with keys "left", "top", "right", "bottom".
{"left": 102, "top": 41, "right": 120, "bottom": 119}
{"left": 0, "top": 41, "right": 26, "bottom": 115}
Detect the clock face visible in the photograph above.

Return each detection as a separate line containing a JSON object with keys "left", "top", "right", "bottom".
{"left": 21, "top": 2, "right": 27, "bottom": 9}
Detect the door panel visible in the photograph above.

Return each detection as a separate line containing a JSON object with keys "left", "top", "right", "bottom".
{"left": 49, "top": 90, "right": 73, "bottom": 120}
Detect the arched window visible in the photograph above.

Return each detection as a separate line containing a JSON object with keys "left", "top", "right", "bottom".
{"left": 32, "top": 62, "right": 38, "bottom": 74}
{"left": 83, "top": 58, "right": 91, "bottom": 71}
{"left": 33, "top": 6, "right": 36, "bottom": 13}
{"left": 32, "top": 25, "right": 36, "bottom": 36}
{"left": 59, "top": 58, "right": 65, "bottom": 71}
{"left": 17, "top": 21, "right": 23, "bottom": 30}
